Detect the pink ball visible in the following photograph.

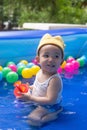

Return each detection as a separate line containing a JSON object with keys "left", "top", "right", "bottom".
{"left": 32, "top": 59, "right": 38, "bottom": 65}
{"left": 57, "top": 67, "right": 62, "bottom": 74}
{"left": 64, "top": 63, "right": 74, "bottom": 73}
{"left": 71, "top": 60, "right": 80, "bottom": 70}
{"left": 66, "top": 57, "right": 75, "bottom": 63}
{"left": 8, "top": 64, "right": 17, "bottom": 72}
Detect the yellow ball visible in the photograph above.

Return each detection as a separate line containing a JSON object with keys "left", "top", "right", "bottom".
{"left": 20, "top": 60, "right": 28, "bottom": 65}
{"left": 61, "top": 61, "right": 66, "bottom": 69}
{"left": 0, "top": 66, "right": 3, "bottom": 71}
{"left": 22, "top": 68, "right": 33, "bottom": 78}
{"left": 31, "top": 65, "right": 40, "bottom": 76}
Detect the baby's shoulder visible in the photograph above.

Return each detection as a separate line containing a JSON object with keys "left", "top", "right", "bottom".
{"left": 51, "top": 73, "right": 61, "bottom": 81}
{"left": 50, "top": 74, "right": 62, "bottom": 85}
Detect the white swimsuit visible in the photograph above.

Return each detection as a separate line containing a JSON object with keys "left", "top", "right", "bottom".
{"left": 32, "top": 70, "right": 63, "bottom": 104}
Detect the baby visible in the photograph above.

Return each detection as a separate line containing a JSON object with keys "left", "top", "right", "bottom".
{"left": 17, "top": 33, "right": 65, "bottom": 126}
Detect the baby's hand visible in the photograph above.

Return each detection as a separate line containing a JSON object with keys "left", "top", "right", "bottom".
{"left": 16, "top": 92, "right": 31, "bottom": 101}
{"left": 26, "top": 82, "right": 33, "bottom": 90}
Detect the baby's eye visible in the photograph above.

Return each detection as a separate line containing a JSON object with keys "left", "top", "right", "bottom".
{"left": 55, "top": 55, "right": 59, "bottom": 58}
{"left": 44, "top": 54, "right": 49, "bottom": 58}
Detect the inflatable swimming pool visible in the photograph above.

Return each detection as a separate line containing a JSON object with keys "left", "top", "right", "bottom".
{"left": 0, "top": 28, "right": 87, "bottom": 65}
{"left": 0, "top": 28, "right": 87, "bottom": 130}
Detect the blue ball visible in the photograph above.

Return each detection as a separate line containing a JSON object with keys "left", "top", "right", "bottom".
{"left": 0, "top": 71, "right": 3, "bottom": 81}
{"left": 17, "top": 62, "right": 26, "bottom": 68}
{"left": 26, "top": 62, "right": 35, "bottom": 68}
{"left": 82, "top": 55, "right": 87, "bottom": 64}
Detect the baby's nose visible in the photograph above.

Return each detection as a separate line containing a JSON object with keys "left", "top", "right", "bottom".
{"left": 49, "top": 57, "right": 54, "bottom": 61}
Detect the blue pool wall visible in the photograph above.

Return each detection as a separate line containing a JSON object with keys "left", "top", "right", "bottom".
{"left": 0, "top": 28, "right": 87, "bottom": 66}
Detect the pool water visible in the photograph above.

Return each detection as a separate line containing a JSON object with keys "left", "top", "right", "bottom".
{"left": 0, "top": 67, "right": 87, "bottom": 130}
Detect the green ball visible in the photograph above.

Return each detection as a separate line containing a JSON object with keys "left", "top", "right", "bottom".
{"left": 2, "top": 67, "right": 12, "bottom": 78}
{"left": 6, "top": 61, "right": 15, "bottom": 66}
{"left": 6, "top": 72, "right": 18, "bottom": 83}
{"left": 17, "top": 65, "right": 26, "bottom": 75}
{"left": 77, "top": 58, "right": 85, "bottom": 67}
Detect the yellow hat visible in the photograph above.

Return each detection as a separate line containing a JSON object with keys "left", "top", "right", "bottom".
{"left": 37, "top": 33, "right": 65, "bottom": 57}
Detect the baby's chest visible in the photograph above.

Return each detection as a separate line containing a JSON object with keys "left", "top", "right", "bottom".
{"left": 34, "top": 81, "right": 48, "bottom": 92}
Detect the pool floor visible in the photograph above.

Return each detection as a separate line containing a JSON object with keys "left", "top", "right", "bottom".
{"left": 0, "top": 67, "right": 87, "bottom": 130}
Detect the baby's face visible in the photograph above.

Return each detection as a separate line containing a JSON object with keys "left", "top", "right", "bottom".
{"left": 38, "top": 44, "right": 63, "bottom": 74}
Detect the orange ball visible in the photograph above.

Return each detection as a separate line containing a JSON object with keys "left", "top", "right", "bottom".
{"left": 61, "top": 61, "right": 66, "bottom": 69}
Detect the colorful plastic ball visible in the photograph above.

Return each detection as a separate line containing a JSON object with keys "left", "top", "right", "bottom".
{"left": 61, "top": 61, "right": 66, "bottom": 69}
{"left": 31, "top": 65, "right": 40, "bottom": 76}
{"left": 17, "top": 65, "right": 26, "bottom": 75}
{"left": 66, "top": 56, "right": 75, "bottom": 63}
{"left": 77, "top": 56, "right": 86, "bottom": 67}
{"left": 0, "top": 66, "right": 3, "bottom": 71}
{"left": 6, "top": 61, "right": 15, "bottom": 66}
{"left": 71, "top": 60, "right": 80, "bottom": 70}
{"left": 64, "top": 63, "right": 74, "bottom": 73}
{"left": 22, "top": 68, "right": 33, "bottom": 78}
{"left": 2, "top": 67, "right": 12, "bottom": 78}
{"left": 0, "top": 71, "right": 3, "bottom": 81}
{"left": 57, "top": 67, "right": 62, "bottom": 74}
{"left": 20, "top": 60, "right": 28, "bottom": 65}
{"left": 26, "top": 62, "right": 35, "bottom": 68}
{"left": 8, "top": 64, "right": 17, "bottom": 72}
{"left": 77, "top": 59, "right": 85, "bottom": 67}
{"left": 6, "top": 72, "right": 18, "bottom": 83}
{"left": 32, "top": 59, "right": 38, "bottom": 65}
{"left": 82, "top": 55, "right": 87, "bottom": 64}
{"left": 17, "top": 62, "right": 26, "bottom": 67}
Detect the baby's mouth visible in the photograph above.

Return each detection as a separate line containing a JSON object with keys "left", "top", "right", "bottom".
{"left": 47, "top": 64, "right": 55, "bottom": 68}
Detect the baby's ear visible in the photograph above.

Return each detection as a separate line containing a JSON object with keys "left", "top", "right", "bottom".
{"left": 35, "top": 56, "right": 40, "bottom": 63}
